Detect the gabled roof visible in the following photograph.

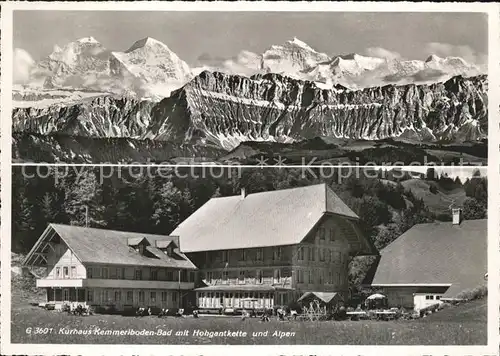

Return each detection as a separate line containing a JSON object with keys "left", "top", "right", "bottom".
{"left": 298, "top": 292, "right": 342, "bottom": 304}
{"left": 368, "top": 219, "right": 487, "bottom": 299}
{"left": 24, "top": 224, "right": 197, "bottom": 269}
{"left": 155, "top": 239, "right": 176, "bottom": 249}
{"left": 127, "top": 237, "right": 149, "bottom": 246}
{"left": 171, "top": 183, "right": 371, "bottom": 253}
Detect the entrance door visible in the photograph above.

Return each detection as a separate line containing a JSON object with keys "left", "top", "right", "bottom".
{"left": 63, "top": 288, "right": 69, "bottom": 302}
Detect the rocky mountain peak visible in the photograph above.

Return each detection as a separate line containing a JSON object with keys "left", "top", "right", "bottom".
{"left": 46, "top": 36, "right": 107, "bottom": 61}
{"left": 339, "top": 53, "right": 359, "bottom": 60}
{"left": 262, "top": 37, "right": 331, "bottom": 76}
{"left": 109, "top": 37, "right": 192, "bottom": 97}
{"left": 34, "top": 36, "right": 110, "bottom": 88}
{"left": 125, "top": 37, "right": 169, "bottom": 53}
{"left": 425, "top": 54, "right": 442, "bottom": 63}
{"left": 76, "top": 36, "right": 100, "bottom": 44}
{"left": 284, "top": 37, "right": 315, "bottom": 51}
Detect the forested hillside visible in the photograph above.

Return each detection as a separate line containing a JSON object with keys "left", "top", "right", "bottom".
{"left": 12, "top": 166, "right": 487, "bottom": 288}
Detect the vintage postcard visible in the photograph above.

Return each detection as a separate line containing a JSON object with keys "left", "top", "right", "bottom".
{"left": 1, "top": 2, "right": 499, "bottom": 356}
{"left": 4, "top": 2, "right": 495, "bottom": 166}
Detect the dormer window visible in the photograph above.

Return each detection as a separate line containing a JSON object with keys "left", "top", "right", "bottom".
{"left": 127, "top": 237, "right": 150, "bottom": 256}
{"left": 166, "top": 246, "right": 173, "bottom": 257}
{"left": 155, "top": 239, "right": 176, "bottom": 257}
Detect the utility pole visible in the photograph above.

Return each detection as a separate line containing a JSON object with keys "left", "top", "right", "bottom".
{"left": 84, "top": 205, "right": 89, "bottom": 227}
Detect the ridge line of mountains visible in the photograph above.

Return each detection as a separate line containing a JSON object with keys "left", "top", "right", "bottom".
{"left": 16, "top": 35, "right": 485, "bottom": 98}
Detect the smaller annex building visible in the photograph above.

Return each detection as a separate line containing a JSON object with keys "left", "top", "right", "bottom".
{"left": 23, "top": 224, "right": 198, "bottom": 311}
{"left": 366, "top": 210, "right": 487, "bottom": 311}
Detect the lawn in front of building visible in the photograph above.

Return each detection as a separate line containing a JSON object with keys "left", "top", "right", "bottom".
{"left": 11, "top": 300, "right": 486, "bottom": 345}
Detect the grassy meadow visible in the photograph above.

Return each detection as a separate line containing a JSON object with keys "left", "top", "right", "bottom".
{"left": 11, "top": 299, "right": 486, "bottom": 345}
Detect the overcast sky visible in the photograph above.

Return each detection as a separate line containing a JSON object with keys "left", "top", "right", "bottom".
{"left": 13, "top": 11, "right": 488, "bottom": 66}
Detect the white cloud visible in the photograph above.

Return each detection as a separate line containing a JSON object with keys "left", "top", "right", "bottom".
{"left": 363, "top": 47, "right": 401, "bottom": 60}
{"left": 13, "top": 48, "right": 35, "bottom": 84}
{"left": 424, "top": 42, "right": 487, "bottom": 70}
{"left": 196, "top": 50, "right": 263, "bottom": 76}
{"left": 57, "top": 70, "right": 184, "bottom": 100}
{"left": 221, "top": 50, "right": 262, "bottom": 76}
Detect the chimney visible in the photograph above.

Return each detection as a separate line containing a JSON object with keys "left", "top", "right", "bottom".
{"left": 452, "top": 208, "right": 462, "bottom": 225}
{"left": 240, "top": 188, "right": 247, "bottom": 200}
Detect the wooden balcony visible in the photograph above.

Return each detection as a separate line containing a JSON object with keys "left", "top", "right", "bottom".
{"left": 37, "top": 278, "right": 194, "bottom": 290}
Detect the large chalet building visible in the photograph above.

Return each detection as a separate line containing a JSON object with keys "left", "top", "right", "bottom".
{"left": 24, "top": 184, "right": 377, "bottom": 311}
{"left": 172, "top": 184, "right": 377, "bottom": 310}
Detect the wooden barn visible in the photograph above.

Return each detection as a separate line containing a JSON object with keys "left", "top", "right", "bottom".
{"left": 366, "top": 210, "right": 487, "bottom": 311}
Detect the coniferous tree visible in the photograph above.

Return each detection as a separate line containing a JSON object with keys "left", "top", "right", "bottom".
{"left": 463, "top": 197, "right": 487, "bottom": 220}
{"left": 63, "top": 169, "right": 106, "bottom": 227}
{"left": 152, "top": 181, "right": 194, "bottom": 234}
{"left": 99, "top": 169, "right": 120, "bottom": 228}
{"left": 39, "top": 192, "right": 62, "bottom": 224}
{"left": 426, "top": 167, "right": 437, "bottom": 181}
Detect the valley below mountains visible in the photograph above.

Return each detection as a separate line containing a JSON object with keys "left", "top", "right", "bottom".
{"left": 13, "top": 71, "right": 488, "bottom": 165}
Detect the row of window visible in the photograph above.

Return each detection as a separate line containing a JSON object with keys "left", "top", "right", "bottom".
{"left": 424, "top": 295, "right": 442, "bottom": 301}
{"left": 204, "top": 269, "right": 343, "bottom": 286}
{"left": 207, "top": 247, "right": 283, "bottom": 263}
{"left": 55, "top": 266, "right": 76, "bottom": 279}
{"left": 317, "top": 227, "right": 337, "bottom": 242}
{"left": 86, "top": 289, "right": 178, "bottom": 303}
{"left": 205, "top": 269, "right": 288, "bottom": 284}
{"left": 198, "top": 291, "right": 275, "bottom": 308}
{"left": 205, "top": 245, "right": 346, "bottom": 264}
{"left": 85, "top": 266, "right": 195, "bottom": 282}
{"left": 296, "top": 269, "right": 342, "bottom": 285}
{"left": 297, "top": 246, "right": 346, "bottom": 263}
{"left": 54, "top": 265, "right": 196, "bottom": 282}
{"left": 199, "top": 291, "right": 274, "bottom": 299}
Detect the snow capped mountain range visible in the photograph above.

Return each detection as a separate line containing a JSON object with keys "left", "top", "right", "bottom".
{"left": 21, "top": 36, "right": 192, "bottom": 99}
{"left": 15, "top": 36, "right": 484, "bottom": 101}
{"left": 301, "top": 51, "right": 481, "bottom": 88}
